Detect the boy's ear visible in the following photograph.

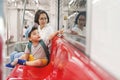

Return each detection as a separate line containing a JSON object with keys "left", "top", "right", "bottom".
{"left": 29, "top": 37, "right": 32, "bottom": 41}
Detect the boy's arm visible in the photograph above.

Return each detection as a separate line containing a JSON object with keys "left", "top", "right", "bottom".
{"left": 20, "top": 44, "right": 30, "bottom": 60}
{"left": 19, "top": 53, "right": 29, "bottom": 60}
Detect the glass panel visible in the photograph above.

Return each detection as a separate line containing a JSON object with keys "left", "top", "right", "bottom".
{"left": 67, "top": 0, "right": 86, "bottom": 44}
{"left": 61, "top": 0, "right": 87, "bottom": 53}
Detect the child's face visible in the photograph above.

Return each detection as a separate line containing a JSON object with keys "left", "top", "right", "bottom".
{"left": 29, "top": 30, "right": 40, "bottom": 42}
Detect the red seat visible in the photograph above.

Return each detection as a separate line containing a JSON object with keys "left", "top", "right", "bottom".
{"left": 7, "top": 36, "right": 116, "bottom": 80}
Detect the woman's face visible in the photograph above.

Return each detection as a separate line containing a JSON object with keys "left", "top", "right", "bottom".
{"left": 38, "top": 13, "right": 48, "bottom": 27}
{"left": 78, "top": 15, "right": 86, "bottom": 28}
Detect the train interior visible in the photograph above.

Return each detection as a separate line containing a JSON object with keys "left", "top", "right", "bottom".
{"left": 0, "top": 0, "right": 120, "bottom": 80}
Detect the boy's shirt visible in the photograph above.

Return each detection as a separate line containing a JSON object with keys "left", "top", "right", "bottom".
{"left": 24, "top": 39, "right": 50, "bottom": 60}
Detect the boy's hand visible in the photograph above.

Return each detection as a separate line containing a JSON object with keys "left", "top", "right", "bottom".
{"left": 17, "top": 59, "right": 26, "bottom": 65}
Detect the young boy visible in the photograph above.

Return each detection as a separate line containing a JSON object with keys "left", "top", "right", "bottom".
{"left": 6, "top": 26, "right": 63, "bottom": 68}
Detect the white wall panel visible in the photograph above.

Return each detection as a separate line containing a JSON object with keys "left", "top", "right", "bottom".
{"left": 90, "top": 0, "right": 120, "bottom": 79}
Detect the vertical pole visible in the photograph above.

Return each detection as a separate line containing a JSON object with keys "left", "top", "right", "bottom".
{"left": 57, "top": 0, "right": 60, "bottom": 30}
{"left": 20, "top": 0, "right": 27, "bottom": 41}
{"left": 86, "top": 0, "right": 92, "bottom": 58}
{"left": 6, "top": 1, "right": 9, "bottom": 56}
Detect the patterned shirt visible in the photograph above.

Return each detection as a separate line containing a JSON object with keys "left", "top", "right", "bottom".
{"left": 24, "top": 39, "right": 49, "bottom": 60}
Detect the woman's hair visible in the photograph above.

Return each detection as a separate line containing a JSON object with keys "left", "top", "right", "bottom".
{"left": 75, "top": 12, "right": 86, "bottom": 24}
{"left": 34, "top": 10, "right": 49, "bottom": 25}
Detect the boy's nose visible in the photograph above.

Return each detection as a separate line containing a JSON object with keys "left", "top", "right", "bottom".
{"left": 38, "top": 35, "right": 40, "bottom": 38}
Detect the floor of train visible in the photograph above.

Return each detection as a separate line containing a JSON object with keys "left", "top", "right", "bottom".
{"left": 3, "top": 56, "right": 12, "bottom": 80}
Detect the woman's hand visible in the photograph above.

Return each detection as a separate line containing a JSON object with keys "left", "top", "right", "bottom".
{"left": 58, "top": 28, "right": 64, "bottom": 34}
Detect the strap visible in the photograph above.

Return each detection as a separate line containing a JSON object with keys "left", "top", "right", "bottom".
{"left": 39, "top": 40, "right": 50, "bottom": 64}
{"left": 27, "top": 41, "right": 32, "bottom": 53}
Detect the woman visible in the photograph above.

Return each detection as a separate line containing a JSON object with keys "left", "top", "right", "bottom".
{"left": 71, "top": 12, "right": 86, "bottom": 38}
{"left": 34, "top": 10, "right": 54, "bottom": 39}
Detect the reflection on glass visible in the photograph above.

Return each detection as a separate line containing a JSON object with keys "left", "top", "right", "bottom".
{"left": 71, "top": 12, "right": 86, "bottom": 38}
{"left": 66, "top": 0, "right": 87, "bottom": 45}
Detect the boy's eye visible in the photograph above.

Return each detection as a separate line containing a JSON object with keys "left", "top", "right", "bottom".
{"left": 32, "top": 33, "right": 36, "bottom": 35}
{"left": 32, "top": 32, "right": 39, "bottom": 36}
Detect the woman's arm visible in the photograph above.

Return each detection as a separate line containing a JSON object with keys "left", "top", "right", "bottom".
{"left": 48, "top": 29, "right": 64, "bottom": 40}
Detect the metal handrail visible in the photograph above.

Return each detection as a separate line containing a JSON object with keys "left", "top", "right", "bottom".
{"left": 20, "top": 0, "right": 27, "bottom": 41}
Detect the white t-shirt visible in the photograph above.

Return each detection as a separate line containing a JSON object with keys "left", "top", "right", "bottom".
{"left": 72, "top": 25, "right": 86, "bottom": 37}
{"left": 38, "top": 24, "right": 54, "bottom": 40}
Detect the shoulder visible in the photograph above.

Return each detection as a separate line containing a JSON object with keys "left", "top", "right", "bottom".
{"left": 45, "top": 25, "right": 54, "bottom": 33}
{"left": 27, "top": 42, "right": 32, "bottom": 49}
{"left": 83, "top": 26, "right": 86, "bottom": 30}
{"left": 46, "top": 24, "right": 52, "bottom": 29}
{"left": 41, "top": 39, "right": 49, "bottom": 46}
{"left": 72, "top": 25, "right": 79, "bottom": 30}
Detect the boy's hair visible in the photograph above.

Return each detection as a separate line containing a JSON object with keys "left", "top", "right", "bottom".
{"left": 28, "top": 26, "right": 38, "bottom": 38}
{"left": 25, "top": 26, "right": 38, "bottom": 38}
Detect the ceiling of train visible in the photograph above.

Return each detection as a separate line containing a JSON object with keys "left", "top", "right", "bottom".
{"left": 6, "top": 0, "right": 86, "bottom": 20}
{"left": 6, "top": 0, "right": 50, "bottom": 19}
{"left": 63, "top": 0, "right": 86, "bottom": 16}
{"left": 6, "top": 0, "right": 86, "bottom": 10}
{"left": 7, "top": 0, "right": 50, "bottom": 5}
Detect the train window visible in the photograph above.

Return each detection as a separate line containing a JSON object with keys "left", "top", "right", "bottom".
{"left": 60, "top": 0, "right": 87, "bottom": 53}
